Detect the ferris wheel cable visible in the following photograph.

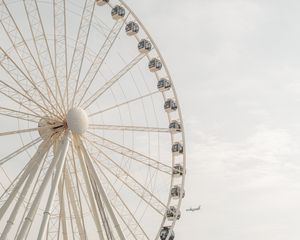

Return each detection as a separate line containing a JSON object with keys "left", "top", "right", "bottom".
{"left": 81, "top": 52, "right": 146, "bottom": 110}
{"left": 86, "top": 132, "right": 173, "bottom": 175}
{"left": 88, "top": 90, "right": 160, "bottom": 117}
{"left": 68, "top": 0, "right": 96, "bottom": 108}
{"left": 0, "top": 1, "right": 65, "bottom": 117}
{"left": 72, "top": 137, "right": 107, "bottom": 239}
{"left": 89, "top": 124, "right": 170, "bottom": 133}
{"left": 78, "top": 138, "right": 126, "bottom": 240}
{"left": 23, "top": 0, "right": 66, "bottom": 115}
{"left": 95, "top": 162, "right": 150, "bottom": 240}
{"left": 75, "top": 14, "right": 129, "bottom": 107}
{"left": 85, "top": 139, "right": 167, "bottom": 216}
{"left": 17, "top": 132, "right": 69, "bottom": 240}
{"left": 0, "top": 137, "right": 42, "bottom": 166}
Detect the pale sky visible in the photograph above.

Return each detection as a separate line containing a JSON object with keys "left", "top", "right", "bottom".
{"left": 126, "top": 0, "right": 300, "bottom": 239}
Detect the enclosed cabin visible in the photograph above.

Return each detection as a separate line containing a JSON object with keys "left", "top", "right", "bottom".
{"left": 171, "top": 185, "right": 185, "bottom": 199}
{"left": 164, "top": 99, "right": 177, "bottom": 113}
{"left": 96, "top": 0, "right": 109, "bottom": 6}
{"left": 169, "top": 120, "right": 181, "bottom": 133}
{"left": 111, "top": 5, "right": 126, "bottom": 20}
{"left": 138, "top": 39, "right": 152, "bottom": 53}
{"left": 149, "top": 58, "right": 162, "bottom": 72}
{"left": 173, "top": 164, "right": 184, "bottom": 177}
{"left": 172, "top": 142, "right": 184, "bottom": 156}
{"left": 160, "top": 226, "right": 175, "bottom": 240}
{"left": 166, "top": 206, "right": 181, "bottom": 221}
{"left": 157, "top": 78, "right": 171, "bottom": 92}
{"left": 126, "top": 21, "right": 139, "bottom": 36}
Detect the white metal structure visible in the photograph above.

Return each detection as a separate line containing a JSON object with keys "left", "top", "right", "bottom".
{"left": 0, "top": 0, "right": 186, "bottom": 239}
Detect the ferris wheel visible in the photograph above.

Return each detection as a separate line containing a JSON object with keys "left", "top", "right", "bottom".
{"left": 0, "top": 0, "right": 186, "bottom": 239}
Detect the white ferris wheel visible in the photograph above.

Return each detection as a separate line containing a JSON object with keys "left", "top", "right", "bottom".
{"left": 0, "top": 0, "right": 186, "bottom": 239}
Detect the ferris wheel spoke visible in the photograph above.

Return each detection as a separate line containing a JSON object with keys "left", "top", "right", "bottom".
{"left": 0, "top": 47, "right": 59, "bottom": 117}
{"left": 58, "top": 177, "right": 68, "bottom": 240}
{"left": 89, "top": 90, "right": 159, "bottom": 118}
{"left": 64, "top": 170, "right": 86, "bottom": 239}
{"left": 0, "top": 141, "right": 51, "bottom": 240}
{"left": 0, "top": 89, "right": 45, "bottom": 120}
{"left": 96, "top": 163, "right": 150, "bottom": 240}
{"left": 68, "top": 149, "right": 88, "bottom": 238}
{"left": 85, "top": 138, "right": 167, "bottom": 216}
{"left": 0, "top": 139, "right": 52, "bottom": 222}
{"left": 90, "top": 124, "right": 170, "bottom": 133}
{"left": 0, "top": 126, "right": 45, "bottom": 138}
{"left": 54, "top": 0, "right": 68, "bottom": 110}
{"left": 0, "top": 78, "right": 60, "bottom": 120}
{"left": 68, "top": 0, "right": 96, "bottom": 108}
{"left": 78, "top": 138, "right": 126, "bottom": 240}
{"left": 15, "top": 132, "right": 69, "bottom": 240}
{"left": 0, "top": 137, "right": 42, "bottom": 166}
{"left": 37, "top": 132, "right": 70, "bottom": 240}
{"left": 23, "top": 0, "right": 65, "bottom": 114}
{"left": 0, "top": 48, "right": 62, "bottom": 118}
{"left": 75, "top": 15, "right": 129, "bottom": 107}
{"left": 81, "top": 53, "right": 146, "bottom": 109}
{"left": 0, "top": 1, "right": 64, "bottom": 117}
{"left": 72, "top": 138, "right": 107, "bottom": 240}
{"left": 0, "top": 106, "right": 41, "bottom": 123}
{"left": 86, "top": 131, "right": 173, "bottom": 175}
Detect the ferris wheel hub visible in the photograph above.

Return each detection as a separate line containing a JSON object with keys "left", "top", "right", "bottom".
{"left": 66, "top": 107, "right": 89, "bottom": 134}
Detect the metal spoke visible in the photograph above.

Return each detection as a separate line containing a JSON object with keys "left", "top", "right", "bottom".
{"left": 58, "top": 177, "right": 68, "bottom": 240}
{"left": 90, "top": 124, "right": 170, "bottom": 133}
{"left": 89, "top": 90, "right": 159, "bottom": 117}
{"left": 0, "top": 1, "right": 64, "bottom": 117}
{"left": 81, "top": 53, "right": 146, "bottom": 109}
{"left": 78, "top": 138, "right": 126, "bottom": 240}
{"left": 54, "top": 0, "right": 68, "bottom": 110}
{"left": 0, "top": 86, "right": 44, "bottom": 119}
{"left": 95, "top": 162, "right": 150, "bottom": 240}
{"left": 0, "top": 141, "right": 50, "bottom": 240}
{"left": 68, "top": 0, "right": 96, "bottom": 108}
{"left": 87, "top": 131, "right": 173, "bottom": 175}
{"left": 75, "top": 15, "right": 128, "bottom": 107}
{"left": 0, "top": 106, "right": 41, "bottom": 123}
{"left": 86, "top": 138, "right": 167, "bottom": 216}
{"left": 16, "top": 132, "right": 70, "bottom": 240}
{"left": 23, "top": 0, "right": 65, "bottom": 114}
{"left": 0, "top": 48, "right": 62, "bottom": 119}
{"left": 0, "top": 137, "right": 41, "bottom": 166}
{"left": 64, "top": 170, "right": 86, "bottom": 239}
{"left": 72, "top": 138, "right": 106, "bottom": 240}
{"left": 0, "top": 139, "right": 52, "bottom": 221}
{"left": 0, "top": 126, "right": 46, "bottom": 138}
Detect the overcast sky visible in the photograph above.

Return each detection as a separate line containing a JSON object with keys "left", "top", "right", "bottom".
{"left": 125, "top": 0, "right": 300, "bottom": 239}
